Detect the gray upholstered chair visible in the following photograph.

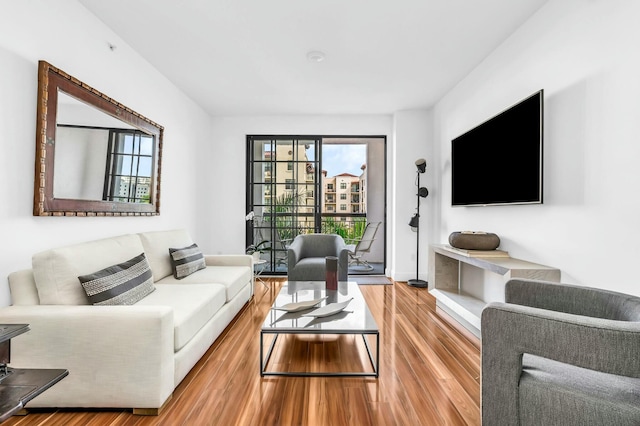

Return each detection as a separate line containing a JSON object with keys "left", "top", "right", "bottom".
{"left": 481, "top": 279, "right": 640, "bottom": 426}
{"left": 287, "top": 234, "right": 349, "bottom": 281}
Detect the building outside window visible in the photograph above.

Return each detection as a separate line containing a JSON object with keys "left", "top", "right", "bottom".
{"left": 104, "top": 129, "right": 154, "bottom": 203}
{"left": 285, "top": 179, "right": 294, "bottom": 190}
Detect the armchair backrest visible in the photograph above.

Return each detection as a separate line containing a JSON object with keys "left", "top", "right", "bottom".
{"left": 294, "top": 234, "right": 346, "bottom": 258}
{"left": 505, "top": 279, "right": 640, "bottom": 322}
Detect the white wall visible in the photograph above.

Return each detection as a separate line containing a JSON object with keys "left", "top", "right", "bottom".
{"left": 0, "top": 0, "right": 211, "bottom": 306}
{"left": 54, "top": 127, "right": 108, "bottom": 199}
{"left": 364, "top": 138, "right": 386, "bottom": 264}
{"left": 6, "top": 0, "right": 632, "bottom": 307}
{"left": 433, "top": 0, "right": 640, "bottom": 296}
{"left": 392, "top": 110, "right": 434, "bottom": 281}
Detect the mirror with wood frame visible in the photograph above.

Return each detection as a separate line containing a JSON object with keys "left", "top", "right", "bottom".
{"left": 34, "top": 60, "right": 163, "bottom": 216}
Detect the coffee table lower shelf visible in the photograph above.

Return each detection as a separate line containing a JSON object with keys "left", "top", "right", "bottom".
{"left": 260, "top": 330, "right": 379, "bottom": 377}
{"left": 0, "top": 368, "right": 69, "bottom": 422}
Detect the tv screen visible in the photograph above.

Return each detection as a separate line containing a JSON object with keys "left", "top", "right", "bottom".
{"left": 451, "top": 90, "right": 543, "bottom": 206}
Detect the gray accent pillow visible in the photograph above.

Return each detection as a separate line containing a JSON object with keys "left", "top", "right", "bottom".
{"left": 169, "top": 243, "right": 206, "bottom": 279}
{"left": 78, "top": 253, "right": 155, "bottom": 305}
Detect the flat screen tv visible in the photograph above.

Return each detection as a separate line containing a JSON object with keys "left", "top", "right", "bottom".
{"left": 451, "top": 90, "right": 543, "bottom": 206}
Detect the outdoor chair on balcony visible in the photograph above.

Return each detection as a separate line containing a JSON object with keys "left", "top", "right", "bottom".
{"left": 287, "top": 234, "right": 349, "bottom": 281}
{"left": 345, "top": 222, "right": 380, "bottom": 271}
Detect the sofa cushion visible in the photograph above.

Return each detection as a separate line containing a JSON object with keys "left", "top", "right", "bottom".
{"left": 32, "top": 234, "right": 145, "bottom": 305}
{"left": 156, "top": 266, "right": 250, "bottom": 302}
{"left": 135, "top": 283, "right": 226, "bottom": 352}
{"left": 139, "top": 229, "right": 194, "bottom": 282}
{"left": 78, "top": 253, "right": 155, "bottom": 305}
{"left": 169, "top": 244, "right": 206, "bottom": 279}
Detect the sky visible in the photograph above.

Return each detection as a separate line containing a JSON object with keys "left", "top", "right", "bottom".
{"left": 322, "top": 144, "right": 367, "bottom": 177}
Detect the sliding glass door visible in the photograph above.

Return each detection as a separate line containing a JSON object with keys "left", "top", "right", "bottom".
{"left": 247, "top": 137, "right": 320, "bottom": 273}
{"left": 247, "top": 135, "right": 386, "bottom": 276}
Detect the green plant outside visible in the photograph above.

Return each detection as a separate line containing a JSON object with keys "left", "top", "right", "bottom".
{"left": 262, "top": 190, "right": 367, "bottom": 243}
{"left": 321, "top": 216, "right": 366, "bottom": 243}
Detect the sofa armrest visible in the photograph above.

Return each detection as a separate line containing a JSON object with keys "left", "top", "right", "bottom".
{"left": 481, "top": 302, "right": 640, "bottom": 424}
{"left": 204, "top": 254, "right": 252, "bottom": 268}
{"left": 0, "top": 305, "right": 175, "bottom": 409}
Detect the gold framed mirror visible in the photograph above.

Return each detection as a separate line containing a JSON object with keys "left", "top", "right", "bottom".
{"left": 34, "top": 61, "right": 163, "bottom": 216}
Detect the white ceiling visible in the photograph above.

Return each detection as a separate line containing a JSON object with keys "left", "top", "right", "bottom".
{"left": 79, "top": 0, "right": 548, "bottom": 116}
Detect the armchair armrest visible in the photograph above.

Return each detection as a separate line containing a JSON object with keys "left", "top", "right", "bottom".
{"left": 0, "top": 305, "right": 175, "bottom": 409}
{"left": 481, "top": 302, "right": 640, "bottom": 424}
{"left": 337, "top": 246, "right": 350, "bottom": 281}
{"left": 287, "top": 237, "right": 303, "bottom": 268}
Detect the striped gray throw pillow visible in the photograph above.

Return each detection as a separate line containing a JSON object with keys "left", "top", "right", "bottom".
{"left": 78, "top": 253, "right": 155, "bottom": 305}
{"left": 169, "top": 243, "right": 206, "bottom": 279}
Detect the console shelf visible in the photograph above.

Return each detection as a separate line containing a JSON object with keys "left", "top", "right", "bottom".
{"left": 428, "top": 244, "right": 560, "bottom": 338}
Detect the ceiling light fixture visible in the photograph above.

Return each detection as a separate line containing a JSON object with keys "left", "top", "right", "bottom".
{"left": 306, "top": 51, "right": 325, "bottom": 62}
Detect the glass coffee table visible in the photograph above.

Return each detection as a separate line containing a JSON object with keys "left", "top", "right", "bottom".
{"left": 260, "top": 281, "right": 379, "bottom": 377}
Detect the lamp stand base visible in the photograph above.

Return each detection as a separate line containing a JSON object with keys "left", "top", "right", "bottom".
{"left": 407, "top": 279, "right": 428, "bottom": 288}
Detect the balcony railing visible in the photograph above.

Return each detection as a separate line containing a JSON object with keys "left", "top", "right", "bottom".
{"left": 320, "top": 213, "right": 367, "bottom": 241}
{"left": 249, "top": 213, "right": 367, "bottom": 275}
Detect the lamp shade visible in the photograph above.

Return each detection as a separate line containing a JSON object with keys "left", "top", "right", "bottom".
{"left": 408, "top": 213, "right": 420, "bottom": 228}
{"left": 415, "top": 158, "right": 427, "bottom": 173}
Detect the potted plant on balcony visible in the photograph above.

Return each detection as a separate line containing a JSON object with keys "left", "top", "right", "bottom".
{"left": 246, "top": 241, "right": 271, "bottom": 262}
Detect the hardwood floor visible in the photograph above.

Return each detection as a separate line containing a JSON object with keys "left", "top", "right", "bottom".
{"left": 5, "top": 279, "right": 480, "bottom": 426}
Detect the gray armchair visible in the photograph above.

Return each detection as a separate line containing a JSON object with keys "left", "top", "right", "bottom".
{"left": 481, "top": 279, "right": 640, "bottom": 426}
{"left": 287, "top": 234, "right": 349, "bottom": 281}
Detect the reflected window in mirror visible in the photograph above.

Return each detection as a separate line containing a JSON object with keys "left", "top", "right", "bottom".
{"left": 105, "top": 130, "right": 154, "bottom": 203}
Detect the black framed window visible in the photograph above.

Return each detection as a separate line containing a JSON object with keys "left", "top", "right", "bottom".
{"left": 247, "top": 135, "right": 387, "bottom": 276}
{"left": 104, "top": 130, "right": 154, "bottom": 203}
{"left": 247, "top": 137, "right": 320, "bottom": 274}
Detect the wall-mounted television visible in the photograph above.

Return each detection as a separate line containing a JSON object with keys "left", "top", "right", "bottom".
{"left": 451, "top": 90, "right": 543, "bottom": 207}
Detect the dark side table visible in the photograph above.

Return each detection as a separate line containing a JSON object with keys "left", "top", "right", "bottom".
{"left": 0, "top": 324, "right": 68, "bottom": 422}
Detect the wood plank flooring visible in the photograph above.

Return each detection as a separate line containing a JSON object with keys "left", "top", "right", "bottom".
{"left": 4, "top": 279, "right": 480, "bottom": 426}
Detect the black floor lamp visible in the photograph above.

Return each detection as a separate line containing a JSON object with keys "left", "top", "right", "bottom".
{"left": 408, "top": 158, "right": 429, "bottom": 288}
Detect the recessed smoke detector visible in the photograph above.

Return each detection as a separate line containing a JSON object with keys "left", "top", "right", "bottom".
{"left": 306, "top": 51, "right": 325, "bottom": 62}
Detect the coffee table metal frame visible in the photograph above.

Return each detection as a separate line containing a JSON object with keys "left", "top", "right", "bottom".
{"left": 260, "top": 281, "right": 379, "bottom": 377}
{"left": 253, "top": 259, "right": 268, "bottom": 289}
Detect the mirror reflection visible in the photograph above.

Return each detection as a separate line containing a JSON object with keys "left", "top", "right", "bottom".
{"left": 34, "top": 61, "right": 163, "bottom": 216}
{"left": 54, "top": 92, "right": 153, "bottom": 203}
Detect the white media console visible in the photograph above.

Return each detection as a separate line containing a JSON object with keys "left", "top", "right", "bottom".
{"left": 428, "top": 244, "right": 560, "bottom": 339}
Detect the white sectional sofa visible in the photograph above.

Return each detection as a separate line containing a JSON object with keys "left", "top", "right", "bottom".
{"left": 0, "top": 229, "right": 253, "bottom": 414}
